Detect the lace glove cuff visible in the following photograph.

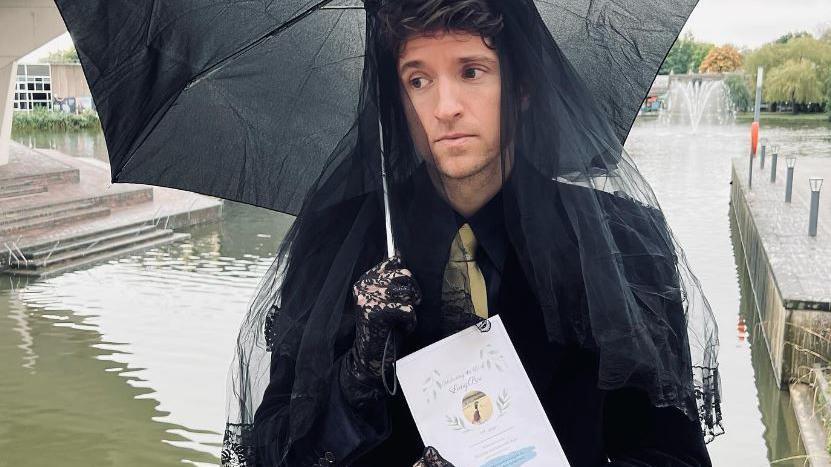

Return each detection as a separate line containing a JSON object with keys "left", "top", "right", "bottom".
{"left": 413, "top": 446, "right": 456, "bottom": 467}
{"left": 339, "top": 349, "right": 387, "bottom": 411}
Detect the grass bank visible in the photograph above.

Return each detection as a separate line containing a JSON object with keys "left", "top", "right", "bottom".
{"left": 12, "top": 108, "right": 100, "bottom": 131}
{"left": 736, "top": 112, "right": 830, "bottom": 125}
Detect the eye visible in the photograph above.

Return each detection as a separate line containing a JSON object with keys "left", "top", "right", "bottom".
{"left": 409, "top": 76, "right": 429, "bottom": 89}
{"left": 462, "top": 67, "right": 484, "bottom": 79}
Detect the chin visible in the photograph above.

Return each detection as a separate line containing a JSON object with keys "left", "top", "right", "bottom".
{"left": 434, "top": 156, "right": 492, "bottom": 180}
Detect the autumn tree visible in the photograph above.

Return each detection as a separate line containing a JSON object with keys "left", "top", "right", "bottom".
{"left": 699, "top": 45, "right": 743, "bottom": 73}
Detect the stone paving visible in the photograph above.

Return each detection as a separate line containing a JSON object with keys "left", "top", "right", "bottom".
{"left": 732, "top": 155, "right": 831, "bottom": 308}
{"left": 0, "top": 142, "right": 222, "bottom": 250}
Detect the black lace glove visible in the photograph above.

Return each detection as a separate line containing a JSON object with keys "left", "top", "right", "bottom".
{"left": 340, "top": 255, "right": 422, "bottom": 408}
{"left": 413, "top": 446, "right": 455, "bottom": 467}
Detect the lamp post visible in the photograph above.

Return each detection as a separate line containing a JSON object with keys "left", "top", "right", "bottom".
{"left": 759, "top": 137, "right": 768, "bottom": 169}
{"left": 770, "top": 144, "right": 779, "bottom": 183}
{"left": 809, "top": 177, "right": 823, "bottom": 237}
{"left": 785, "top": 157, "right": 796, "bottom": 202}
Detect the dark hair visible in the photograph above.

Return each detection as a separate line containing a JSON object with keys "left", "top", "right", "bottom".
{"left": 376, "top": 0, "right": 504, "bottom": 57}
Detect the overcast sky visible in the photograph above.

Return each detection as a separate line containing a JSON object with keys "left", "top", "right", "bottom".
{"left": 20, "top": 0, "right": 831, "bottom": 62}
{"left": 681, "top": 0, "right": 830, "bottom": 48}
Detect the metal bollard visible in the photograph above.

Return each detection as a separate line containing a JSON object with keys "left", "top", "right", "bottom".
{"left": 785, "top": 157, "right": 795, "bottom": 202}
{"left": 748, "top": 151, "right": 753, "bottom": 189}
{"left": 809, "top": 177, "right": 823, "bottom": 237}
{"left": 770, "top": 145, "right": 778, "bottom": 183}
{"left": 760, "top": 141, "right": 767, "bottom": 169}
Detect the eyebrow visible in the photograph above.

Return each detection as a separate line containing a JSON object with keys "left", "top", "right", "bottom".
{"left": 398, "top": 55, "right": 498, "bottom": 74}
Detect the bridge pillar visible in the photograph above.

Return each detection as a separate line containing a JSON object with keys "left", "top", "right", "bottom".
{"left": 0, "top": 58, "right": 17, "bottom": 165}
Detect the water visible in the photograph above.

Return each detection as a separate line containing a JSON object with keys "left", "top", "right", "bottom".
{"left": 4, "top": 119, "right": 829, "bottom": 465}
{"left": 659, "top": 77, "right": 736, "bottom": 131}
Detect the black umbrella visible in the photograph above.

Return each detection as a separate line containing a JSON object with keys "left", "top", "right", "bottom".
{"left": 53, "top": 0, "right": 697, "bottom": 216}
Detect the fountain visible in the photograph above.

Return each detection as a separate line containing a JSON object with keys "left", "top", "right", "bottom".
{"left": 658, "top": 73, "right": 736, "bottom": 131}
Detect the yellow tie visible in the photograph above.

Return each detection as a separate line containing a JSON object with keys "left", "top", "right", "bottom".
{"left": 442, "top": 223, "right": 489, "bottom": 319}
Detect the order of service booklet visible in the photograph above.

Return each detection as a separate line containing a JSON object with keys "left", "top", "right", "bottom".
{"left": 396, "top": 315, "right": 570, "bottom": 467}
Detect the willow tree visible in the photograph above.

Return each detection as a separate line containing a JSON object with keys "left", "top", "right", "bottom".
{"left": 764, "top": 59, "right": 823, "bottom": 113}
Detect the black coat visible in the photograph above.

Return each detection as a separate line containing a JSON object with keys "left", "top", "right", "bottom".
{"left": 256, "top": 162, "right": 712, "bottom": 467}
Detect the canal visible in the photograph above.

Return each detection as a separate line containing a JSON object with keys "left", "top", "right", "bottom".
{"left": 2, "top": 118, "right": 829, "bottom": 465}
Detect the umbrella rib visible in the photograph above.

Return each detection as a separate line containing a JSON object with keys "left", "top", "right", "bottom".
{"left": 184, "top": 0, "right": 338, "bottom": 91}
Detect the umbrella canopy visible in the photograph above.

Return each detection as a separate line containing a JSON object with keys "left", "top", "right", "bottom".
{"left": 54, "top": 0, "right": 697, "bottom": 215}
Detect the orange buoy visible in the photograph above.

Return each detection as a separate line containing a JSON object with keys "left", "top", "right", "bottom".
{"left": 751, "top": 121, "right": 759, "bottom": 156}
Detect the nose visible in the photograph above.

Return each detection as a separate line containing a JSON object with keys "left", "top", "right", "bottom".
{"left": 433, "top": 78, "right": 463, "bottom": 123}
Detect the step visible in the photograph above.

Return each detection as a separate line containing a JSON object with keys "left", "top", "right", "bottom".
{"left": 0, "top": 187, "right": 152, "bottom": 219}
{"left": 0, "top": 179, "right": 34, "bottom": 190}
{"left": 2, "top": 219, "right": 156, "bottom": 253}
{"left": 7, "top": 233, "right": 191, "bottom": 278}
{"left": 0, "top": 206, "right": 111, "bottom": 236}
{"left": 0, "top": 168, "right": 79, "bottom": 188}
{"left": 21, "top": 224, "right": 160, "bottom": 260}
{"left": 0, "top": 184, "right": 47, "bottom": 199}
{"left": 19, "top": 228, "right": 177, "bottom": 269}
{"left": 1, "top": 199, "right": 98, "bottom": 225}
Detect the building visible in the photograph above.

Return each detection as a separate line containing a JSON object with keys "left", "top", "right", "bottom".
{"left": 13, "top": 63, "right": 52, "bottom": 111}
{"left": 13, "top": 62, "right": 93, "bottom": 114}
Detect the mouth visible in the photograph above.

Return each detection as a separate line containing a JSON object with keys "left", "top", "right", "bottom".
{"left": 436, "top": 133, "right": 476, "bottom": 143}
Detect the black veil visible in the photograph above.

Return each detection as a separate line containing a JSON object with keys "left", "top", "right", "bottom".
{"left": 223, "top": 0, "right": 722, "bottom": 465}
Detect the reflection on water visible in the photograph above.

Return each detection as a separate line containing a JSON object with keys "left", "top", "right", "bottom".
{"left": 731, "top": 214, "right": 807, "bottom": 466}
{"left": 1, "top": 119, "right": 827, "bottom": 465}
{"left": 0, "top": 201, "right": 292, "bottom": 466}
{"left": 624, "top": 119, "right": 822, "bottom": 466}
{"left": 12, "top": 127, "right": 109, "bottom": 162}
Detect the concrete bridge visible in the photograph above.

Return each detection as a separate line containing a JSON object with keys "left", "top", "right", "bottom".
{"left": 0, "top": 0, "right": 66, "bottom": 166}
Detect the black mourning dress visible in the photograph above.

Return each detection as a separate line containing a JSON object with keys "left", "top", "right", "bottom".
{"left": 254, "top": 155, "right": 712, "bottom": 467}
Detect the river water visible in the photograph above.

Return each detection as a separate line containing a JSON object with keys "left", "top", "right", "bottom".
{"left": 2, "top": 118, "right": 829, "bottom": 466}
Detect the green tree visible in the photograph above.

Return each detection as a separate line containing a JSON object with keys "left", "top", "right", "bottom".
{"left": 764, "top": 59, "right": 823, "bottom": 113}
{"left": 744, "top": 35, "right": 831, "bottom": 112}
{"left": 775, "top": 31, "right": 812, "bottom": 44}
{"left": 724, "top": 74, "right": 751, "bottom": 112}
{"left": 39, "top": 47, "right": 79, "bottom": 64}
{"left": 659, "top": 33, "right": 714, "bottom": 75}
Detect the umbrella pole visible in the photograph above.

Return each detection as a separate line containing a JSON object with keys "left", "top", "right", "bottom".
{"left": 378, "top": 104, "right": 401, "bottom": 396}
{"left": 378, "top": 115, "right": 396, "bottom": 259}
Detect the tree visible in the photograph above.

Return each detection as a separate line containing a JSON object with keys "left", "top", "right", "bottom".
{"left": 39, "top": 47, "right": 79, "bottom": 64}
{"left": 724, "top": 75, "right": 751, "bottom": 112}
{"left": 775, "top": 31, "right": 812, "bottom": 44}
{"left": 764, "top": 59, "right": 823, "bottom": 113}
{"left": 699, "top": 45, "right": 743, "bottom": 73}
{"left": 744, "top": 35, "right": 831, "bottom": 112}
{"left": 659, "top": 33, "right": 714, "bottom": 75}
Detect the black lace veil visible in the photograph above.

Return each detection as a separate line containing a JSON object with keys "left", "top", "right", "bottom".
{"left": 223, "top": 0, "right": 722, "bottom": 465}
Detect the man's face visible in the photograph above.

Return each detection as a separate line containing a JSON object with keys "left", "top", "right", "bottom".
{"left": 397, "top": 31, "right": 502, "bottom": 181}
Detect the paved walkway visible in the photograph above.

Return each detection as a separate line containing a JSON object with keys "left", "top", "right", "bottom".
{"left": 732, "top": 155, "right": 831, "bottom": 308}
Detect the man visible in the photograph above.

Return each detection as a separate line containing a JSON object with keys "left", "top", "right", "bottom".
{"left": 245, "top": 0, "right": 720, "bottom": 465}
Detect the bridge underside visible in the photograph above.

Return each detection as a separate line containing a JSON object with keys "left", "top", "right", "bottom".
{"left": 0, "top": 0, "right": 66, "bottom": 166}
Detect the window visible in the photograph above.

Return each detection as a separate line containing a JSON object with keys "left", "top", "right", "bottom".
{"left": 13, "top": 64, "right": 53, "bottom": 112}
